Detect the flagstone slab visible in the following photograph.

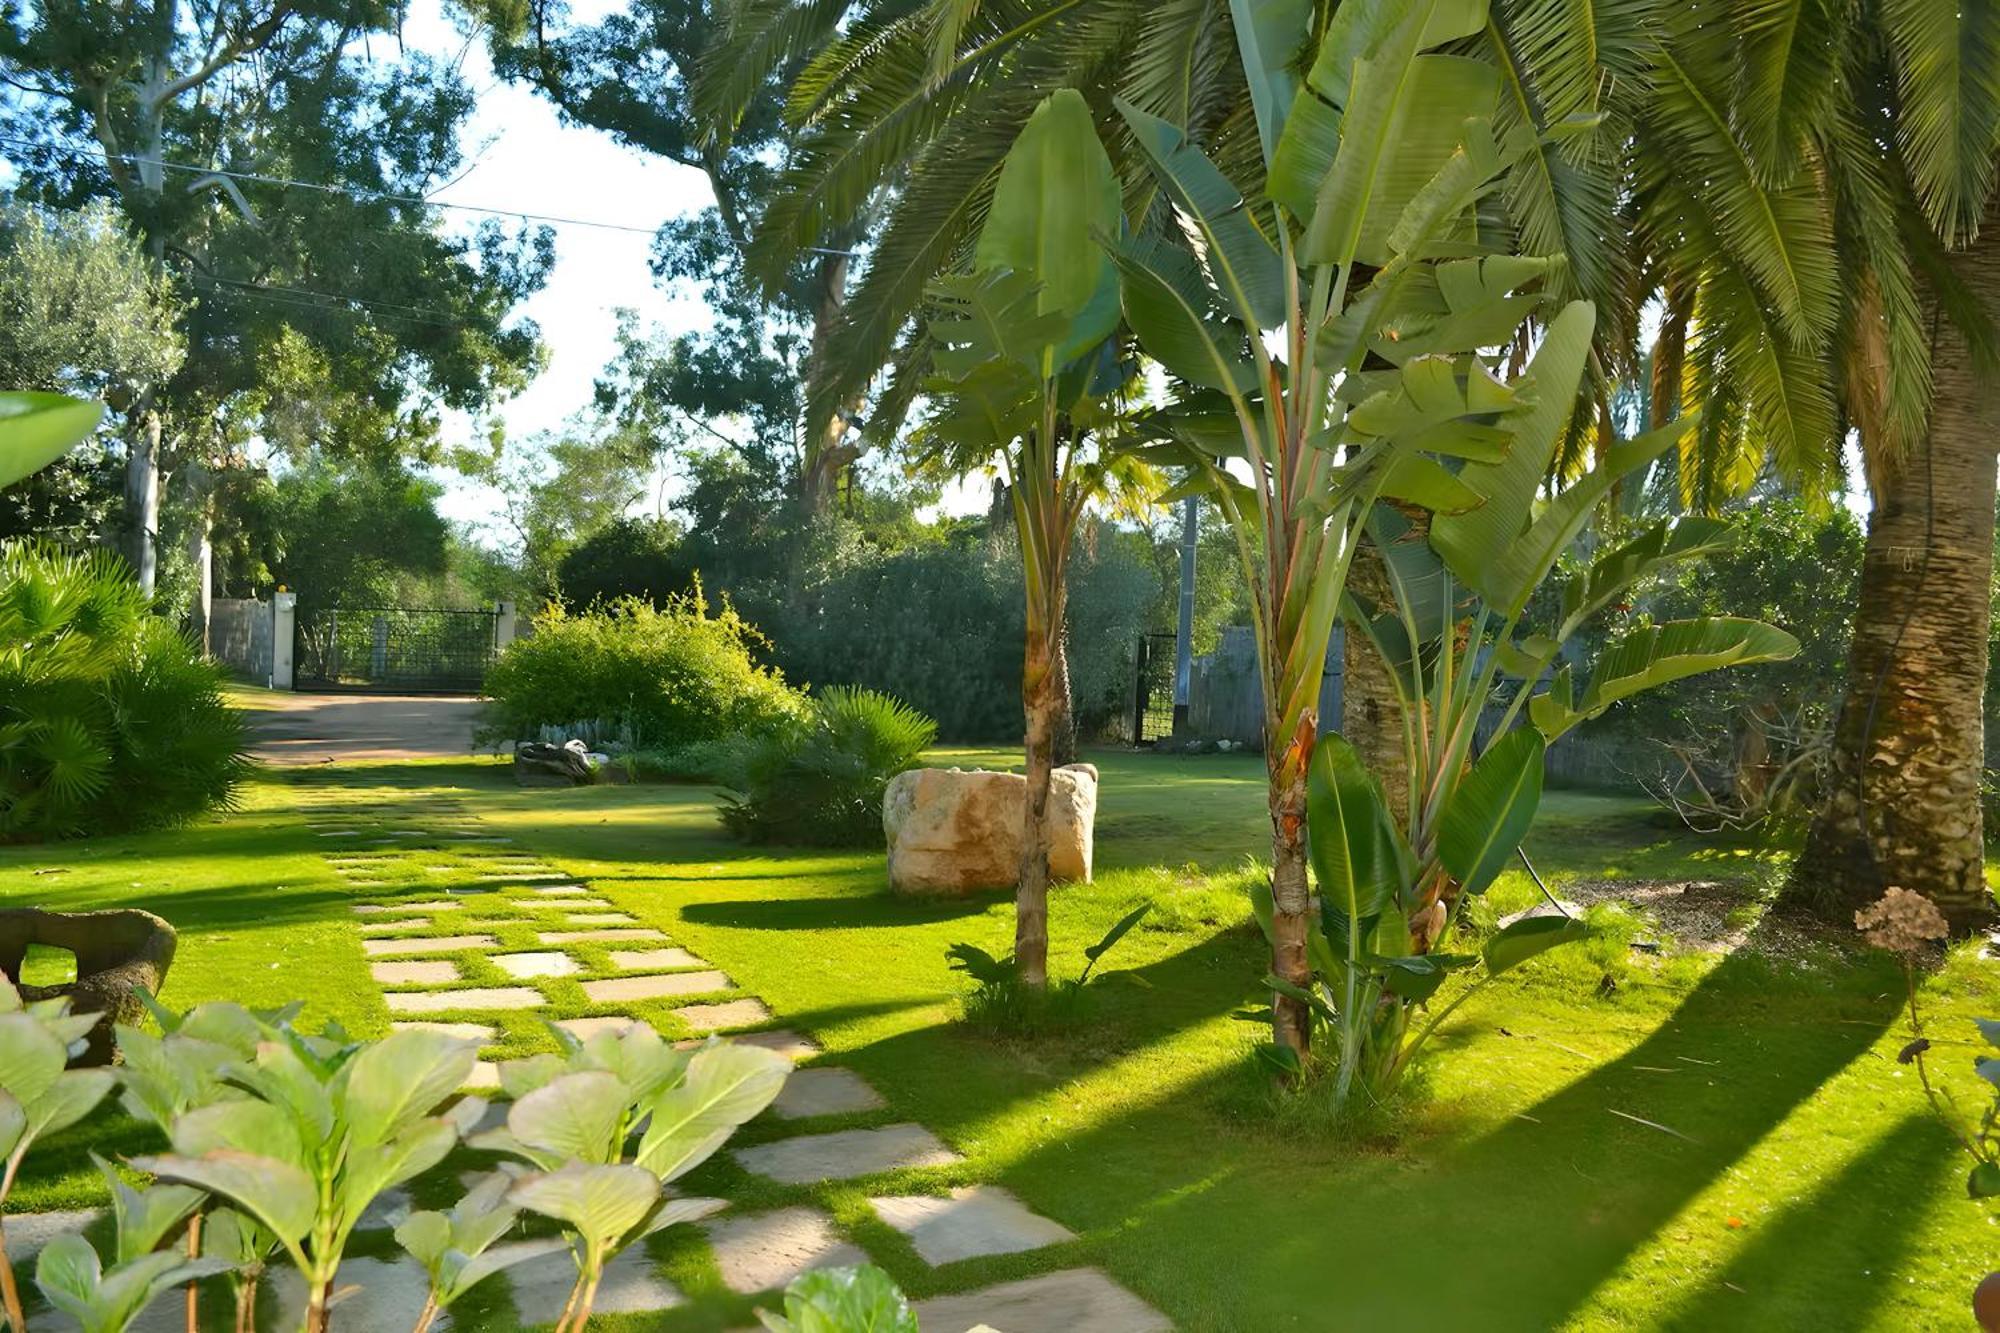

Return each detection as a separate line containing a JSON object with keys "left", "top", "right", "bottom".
{"left": 4, "top": 1209, "right": 96, "bottom": 1261}
{"left": 701, "top": 1206, "right": 867, "bottom": 1293}
{"left": 910, "top": 1269, "right": 1171, "bottom": 1333}
{"left": 529, "top": 884, "right": 594, "bottom": 895}
{"left": 674, "top": 1028, "right": 820, "bottom": 1061}
{"left": 354, "top": 900, "right": 461, "bottom": 915}
{"left": 510, "top": 1245, "right": 681, "bottom": 1325}
{"left": 494, "top": 951, "right": 581, "bottom": 979}
{"left": 538, "top": 928, "right": 668, "bottom": 945}
{"left": 359, "top": 918, "right": 431, "bottom": 935}
{"left": 867, "top": 1186, "right": 1075, "bottom": 1265}
{"left": 734, "top": 1123, "right": 961, "bottom": 1185}
{"left": 770, "top": 1067, "right": 887, "bottom": 1120}
{"left": 565, "top": 912, "right": 638, "bottom": 925}
{"left": 553, "top": 1015, "right": 641, "bottom": 1040}
{"left": 270, "top": 1258, "right": 434, "bottom": 1331}
{"left": 582, "top": 971, "right": 731, "bottom": 1004}
{"left": 371, "top": 959, "right": 461, "bottom": 986}
{"left": 364, "top": 933, "right": 497, "bottom": 957}
{"left": 676, "top": 998, "right": 773, "bottom": 1032}
{"left": 386, "top": 987, "right": 545, "bottom": 1015}
{"left": 608, "top": 947, "right": 707, "bottom": 971}
{"left": 463, "top": 1061, "right": 502, "bottom": 1091}
{"left": 391, "top": 1021, "right": 496, "bottom": 1042}
{"left": 356, "top": 1188, "right": 413, "bottom": 1231}
{"left": 516, "top": 896, "right": 613, "bottom": 910}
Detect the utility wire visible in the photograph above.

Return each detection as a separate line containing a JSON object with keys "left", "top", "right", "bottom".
{"left": 0, "top": 132, "right": 663, "bottom": 236}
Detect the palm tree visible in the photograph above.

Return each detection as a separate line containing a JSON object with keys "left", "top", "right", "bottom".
{"left": 1633, "top": 0, "right": 2000, "bottom": 928}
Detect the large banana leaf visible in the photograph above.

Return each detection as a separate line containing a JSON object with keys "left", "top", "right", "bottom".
{"left": 1557, "top": 517, "right": 1735, "bottom": 632}
{"left": 1228, "top": 0, "right": 1311, "bottom": 167}
{"left": 1437, "top": 727, "right": 1544, "bottom": 896}
{"left": 1116, "top": 100, "right": 1287, "bottom": 329}
{"left": 1108, "top": 236, "right": 1258, "bottom": 394}
{"left": 0, "top": 393, "right": 105, "bottom": 489}
{"left": 1306, "top": 733, "right": 1407, "bottom": 925}
{"left": 1529, "top": 617, "right": 1802, "bottom": 739}
{"left": 1342, "top": 354, "right": 1520, "bottom": 461}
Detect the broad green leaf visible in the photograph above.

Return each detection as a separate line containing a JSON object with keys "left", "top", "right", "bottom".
{"left": 0, "top": 1089, "right": 22, "bottom": 1160}
{"left": 762, "top": 1264, "right": 919, "bottom": 1333}
{"left": 1085, "top": 904, "right": 1152, "bottom": 965}
{"left": 197, "top": 1208, "right": 272, "bottom": 1267}
{"left": 1534, "top": 618, "right": 1802, "bottom": 739}
{"left": 0, "top": 1012, "right": 67, "bottom": 1106}
{"left": 634, "top": 1043, "right": 789, "bottom": 1183}
{"left": 1116, "top": 100, "right": 1287, "bottom": 329}
{"left": 342, "top": 1028, "right": 477, "bottom": 1147}
{"left": 394, "top": 1210, "right": 453, "bottom": 1269}
{"left": 33, "top": 1233, "right": 100, "bottom": 1318}
{"left": 1483, "top": 914, "right": 1588, "bottom": 975}
{"left": 450, "top": 1237, "right": 571, "bottom": 1300}
{"left": 1345, "top": 355, "right": 1520, "bottom": 450}
{"left": 1306, "top": 733, "right": 1405, "bottom": 929}
{"left": 1108, "top": 237, "right": 1257, "bottom": 394}
{"left": 1438, "top": 729, "right": 1544, "bottom": 896}
{"left": 1229, "top": 0, "right": 1311, "bottom": 166}
{"left": 1379, "top": 453, "right": 1484, "bottom": 514}
{"left": 1373, "top": 952, "right": 1474, "bottom": 1002}
{"left": 499, "top": 1052, "right": 570, "bottom": 1101}
{"left": 132, "top": 1151, "right": 317, "bottom": 1245}
{"left": 170, "top": 1099, "right": 304, "bottom": 1169}
{"left": 581, "top": 1025, "right": 686, "bottom": 1107}
{"left": 98, "top": 1155, "right": 203, "bottom": 1263}
{"left": 1559, "top": 517, "right": 1735, "bottom": 633}
{"left": 0, "top": 392, "right": 105, "bottom": 488}
{"left": 341, "top": 1119, "right": 458, "bottom": 1223}
{"left": 26, "top": 1069, "right": 114, "bottom": 1142}
{"left": 509, "top": 1070, "right": 626, "bottom": 1165}
{"left": 1969, "top": 1161, "right": 2000, "bottom": 1199}
{"left": 508, "top": 1162, "right": 660, "bottom": 1251}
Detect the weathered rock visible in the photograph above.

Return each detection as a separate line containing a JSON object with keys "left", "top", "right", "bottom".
{"left": 882, "top": 765, "right": 1097, "bottom": 895}
{"left": 0, "top": 908, "right": 176, "bottom": 1065}
{"left": 513, "top": 739, "right": 597, "bottom": 786}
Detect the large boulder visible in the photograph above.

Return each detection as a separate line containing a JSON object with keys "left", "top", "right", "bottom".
{"left": 0, "top": 908, "right": 176, "bottom": 1065}
{"left": 883, "top": 765, "right": 1097, "bottom": 895}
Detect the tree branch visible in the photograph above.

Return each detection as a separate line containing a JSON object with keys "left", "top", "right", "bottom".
{"left": 157, "top": 1, "right": 303, "bottom": 104}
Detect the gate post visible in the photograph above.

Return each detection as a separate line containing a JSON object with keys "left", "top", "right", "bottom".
{"left": 271, "top": 592, "right": 297, "bottom": 690}
{"left": 495, "top": 600, "right": 517, "bottom": 651}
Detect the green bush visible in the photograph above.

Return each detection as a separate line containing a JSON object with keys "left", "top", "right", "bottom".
{"left": 481, "top": 587, "right": 807, "bottom": 750}
{"left": 719, "top": 687, "right": 937, "bottom": 846}
{"left": 0, "top": 539, "right": 249, "bottom": 839}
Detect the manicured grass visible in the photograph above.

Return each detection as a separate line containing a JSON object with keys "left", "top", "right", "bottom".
{"left": 1, "top": 748, "right": 1992, "bottom": 1330}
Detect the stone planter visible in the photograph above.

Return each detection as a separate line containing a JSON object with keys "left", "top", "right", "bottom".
{"left": 0, "top": 907, "right": 176, "bottom": 1065}
{"left": 883, "top": 765, "right": 1097, "bottom": 895}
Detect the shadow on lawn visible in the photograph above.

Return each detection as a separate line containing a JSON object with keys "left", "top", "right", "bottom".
{"left": 680, "top": 888, "right": 997, "bottom": 930}
{"left": 986, "top": 931, "right": 1905, "bottom": 1332}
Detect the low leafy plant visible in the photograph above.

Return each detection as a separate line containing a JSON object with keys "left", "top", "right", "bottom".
{"left": 759, "top": 1265, "right": 917, "bottom": 1332}
{"left": 468, "top": 1021, "right": 790, "bottom": 1332}
{"left": 33, "top": 1157, "right": 222, "bottom": 1333}
{"left": 948, "top": 904, "right": 1151, "bottom": 1035}
{"left": 719, "top": 687, "right": 937, "bottom": 847}
{"left": 395, "top": 1169, "right": 568, "bottom": 1333}
{"left": 0, "top": 540, "right": 250, "bottom": 840}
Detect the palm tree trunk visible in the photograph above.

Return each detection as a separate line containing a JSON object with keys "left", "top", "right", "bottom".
{"left": 1787, "top": 215, "right": 2000, "bottom": 932}
{"left": 1049, "top": 627, "right": 1078, "bottom": 767}
{"left": 1267, "top": 710, "right": 1316, "bottom": 1058}
{"left": 1343, "top": 535, "right": 1410, "bottom": 825}
{"left": 1018, "top": 609, "right": 1057, "bottom": 988}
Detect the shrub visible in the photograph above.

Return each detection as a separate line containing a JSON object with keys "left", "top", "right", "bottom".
{"left": 481, "top": 586, "right": 806, "bottom": 749}
{"left": 0, "top": 539, "right": 249, "bottom": 840}
{"left": 719, "top": 687, "right": 937, "bottom": 846}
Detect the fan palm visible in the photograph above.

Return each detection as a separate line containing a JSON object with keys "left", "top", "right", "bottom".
{"left": 1632, "top": 0, "right": 2000, "bottom": 927}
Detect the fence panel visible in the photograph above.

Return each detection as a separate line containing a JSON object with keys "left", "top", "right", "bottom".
{"left": 293, "top": 606, "right": 498, "bottom": 693}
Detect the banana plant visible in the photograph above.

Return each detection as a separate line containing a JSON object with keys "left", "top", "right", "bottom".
{"left": 0, "top": 976, "right": 116, "bottom": 1333}
{"left": 0, "top": 391, "right": 102, "bottom": 488}
{"left": 918, "top": 87, "right": 1140, "bottom": 991}
{"left": 468, "top": 1021, "right": 788, "bottom": 1332}
{"left": 1109, "top": 0, "right": 1576, "bottom": 1059}
{"left": 131, "top": 1025, "right": 487, "bottom": 1333}
{"left": 30, "top": 1156, "right": 225, "bottom": 1333}
{"left": 395, "top": 1169, "right": 568, "bottom": 1333}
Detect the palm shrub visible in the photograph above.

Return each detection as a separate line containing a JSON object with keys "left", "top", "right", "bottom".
{"left": 0, "top": 539, "right": 249, "bottom": 840}
{"left": 719, "top": 687, "right": 937, "bottom": 847}
{"left": 480, "top": 588, "right": 807, "bottom": 751}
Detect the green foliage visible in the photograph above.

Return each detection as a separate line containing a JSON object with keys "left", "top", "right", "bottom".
{"left": 0, "top": 540, "right": 249, "bottom": 840}
{"left": 720, "top": 687, "right": 937, "bottom": 847}
{"left": 246, "top": 457, "right": 453, "bottom": 606}
{"left": 34, "top": 1158, "right": 222, "bottom": 1333}
{"left": 555, "top": 516, "right": 690, "bottom": 612}
{"left": 0, "top": 392, "right": 106, "bottom": 491}
{"left": 949, "top": 904, "right": 1153, "bottom": 1036}
{"left": 395, "top": 1173, "right": 568, "bottom": 1330}
{"left": 481, "top": 589, "right": 807, "bottom": 751}
{"left": 759, "top": 1265, "right": 917, "bottom": 1333}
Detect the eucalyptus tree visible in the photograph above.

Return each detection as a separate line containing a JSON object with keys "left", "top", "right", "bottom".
{"left": 917, "top": 90, "right": 1139, "bottom": 986}
{"left": 1630, "top": 0, "right": 2000, "bottom": 927}
{"left": 1, "top": 1, "right": 549, "bottom": 605}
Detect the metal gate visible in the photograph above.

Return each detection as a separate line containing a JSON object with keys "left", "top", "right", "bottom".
{"left": 1132, "top": 631, "right": 1177, "bottom": 744}
{"left": 293, "top": 606, "right": 499, "bottom": 693}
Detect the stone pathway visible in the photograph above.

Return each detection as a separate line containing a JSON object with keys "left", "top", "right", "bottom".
{"left": 6, "top": 785, "right": 1171, "bottom": 1331}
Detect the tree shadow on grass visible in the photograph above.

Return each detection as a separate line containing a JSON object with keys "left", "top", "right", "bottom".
{"left": 1664, "top": 1111, "right": 1957, "bottom": 1330}
{"left": 978, "top": 934, "right": 1905, "bottom": 1331}
{"left": 679, "top": 890, "right": 999, "bottom": 931}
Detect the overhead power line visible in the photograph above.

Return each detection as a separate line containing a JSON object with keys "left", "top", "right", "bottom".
{"left": 0, "top": 133, "right": 663, "bottom": 236}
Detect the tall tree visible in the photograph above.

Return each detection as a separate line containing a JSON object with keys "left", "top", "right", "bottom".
{"left": 1, "top": 0, "right": 550, "bottom": 612}
{"left": 1635, "top": 0, "right": 2000, "bottom": 928}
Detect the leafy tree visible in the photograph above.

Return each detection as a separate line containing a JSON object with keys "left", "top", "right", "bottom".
{"left": 492, "top": 419, "right": 652, "bottom": 598}
{"left": 249, "top": 458, "right": 451, "bottom": 606}
{"left": 0, "top": 0, "right": 551, "bottom": 605}
{"left": 554, "top": 516, "right": 691, "bottom": 610}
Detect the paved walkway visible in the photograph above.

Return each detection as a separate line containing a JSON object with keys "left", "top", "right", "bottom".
{"left": 244, "top": 692, "right": 485, "bottom": 765}
{"left": 9, "top": 776, "right": 1172, "bottom": 1330}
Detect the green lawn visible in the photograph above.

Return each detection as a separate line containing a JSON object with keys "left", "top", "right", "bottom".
{"left": 2, "top": 748, "right": 1993, "bottom": 1331}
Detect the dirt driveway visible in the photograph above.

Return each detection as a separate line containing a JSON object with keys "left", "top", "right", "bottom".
{"left": 244, "top": 692, "right": 488, "bottom": 765}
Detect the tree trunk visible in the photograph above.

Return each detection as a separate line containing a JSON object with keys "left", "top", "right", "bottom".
{"left": 183, "top": 461, "right": 213, "bottom": 651}
{"left": 1268, "top": 720, "right": 1315, "bottom": 1058}
{"left": 1786, "top": 212, "right": 2000, "bottom": 932}
{"left": 125, "top": 407, "right": 161, "bottom": 596}
{"left": 1049, "top": 627, "right": 1077, "bottom": 767}
{"left": 1017, "top": 604, "right": 1059, "bottom": 988}
{"left": 799, "top": 246, "right": 860, "bottom": 511}
{"left": 1343, "top": 535, "right": 1411, "bottom": 825}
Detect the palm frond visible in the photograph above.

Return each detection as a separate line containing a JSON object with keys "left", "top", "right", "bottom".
{"left": 1881, "top": 0, "right": 2000, "bottom": 245}
{"left": 691, "top": 0, "right": 855, "bottom": 146}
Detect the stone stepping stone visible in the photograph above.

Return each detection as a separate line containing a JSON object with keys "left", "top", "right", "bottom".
{"left": 386, "top": 987, "right": 545, "bottom": 1015}
{"left": 359, "top": 918, "right": 431, "bottom": 935}
{"left": 371, "top": 959, "right": 460, "bottom": 986}
{"left": 515, "top": 896, "right": 613, "bottom": 911}
{"left": 582, "top": 971, "right": 731, "bottom": 1004}
{"left": 538, "top": 928, "right": 667, "bottom": 945}
{"left": 509, "top": 1245, "right": 680, "bottom": 1324}
{"left": 565, "top": 912, "right": 638, "bottom": 926}
{"left": 529, "top": 884, "right": 594, "bottom": 896}
{"left": 770, "top": 1067, "right": 886, "bottom": 1120}
{"left": 463, "top": 1061, "right": 502, "bottom": 1090}
{"left": 554, "top": 1015, "right": 641, "bottom": 1041}
{"left": 868, "top": 1186, "right": 1075, "bottom": 1265}
{"left": 356, "top": 1188, "right": 413, "bottom": 1231}
{"left": 701, "top": 1206, "right": 867, "bottom": 1293}
{"left": 270, "top": 1258, "right": 433, "bottom": 1331}
{"left": 390, "top": 1021, "right": 495, "bottom": 1042}
{"left": 364, "top": 934, "right": 497, "bottom": 958}
{"left": 494, "top": 951, "right": 581, "bottom": 980}
{"left": 3, "top": 1209, "right": 96, "bottom": 1261}
{"left": 609, "top": 947, "right": 707, "bottom": 971}
{"left": 912, "top": 1270, "right": 1170, "bottom": 1333}
{"left": 354, "top": 900, "right": 461, "bottom": 915}
{"left": 734, "top": 1123, "right": 961, "bottom": 1185}
{"left": 677, "top": 998, "right": 772, "bottom": 1032}
{"left": 731, "top": 1029, "right": 821, "bottom": 1061}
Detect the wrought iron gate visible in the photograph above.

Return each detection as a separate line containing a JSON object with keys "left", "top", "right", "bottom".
{"left": 1132, "top": 631, "right": 1177, "bottom": 744}
{"left": 293, "top": 605, "right": 499, "bottom": 693}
